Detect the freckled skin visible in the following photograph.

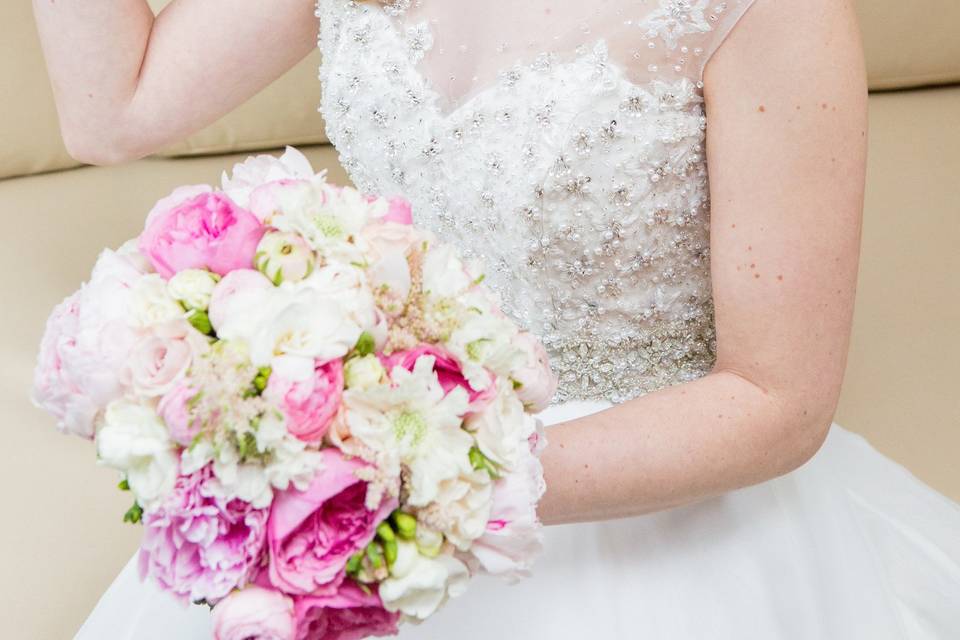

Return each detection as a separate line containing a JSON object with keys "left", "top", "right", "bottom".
{"left": 758, "top": 105, "right": 766, "bottom": 113}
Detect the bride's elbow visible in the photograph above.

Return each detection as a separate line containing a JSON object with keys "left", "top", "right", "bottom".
{"left": 771, "top": 401, "right": 836, "bottom": 477}
{"left": 62, "top": 129, "right": 145, "bottom": 166}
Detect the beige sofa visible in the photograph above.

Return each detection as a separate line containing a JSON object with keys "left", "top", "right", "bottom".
{"left": 2, "top": 1, "right": 958, "bottom": 638}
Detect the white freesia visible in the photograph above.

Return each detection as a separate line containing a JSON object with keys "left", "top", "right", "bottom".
{"left": 96, "top": 400, "right": 178, "bottom": 513}
{"left": 130, "top": 273, "right": 186, "bottom": 328}
{"left": 466, "top": 377, "right": 537, "bottom": 470}
{"left": 344, "top": 356, "right": 473, "bottom": 507}
{"left": 166, "top": 268, "right": 219, "bottom": 311}
{"left": 221, "top": 146, "right": 317, "bottom": 208}
{"left": 379, "top": 541, "right": 469, "bottom": 620}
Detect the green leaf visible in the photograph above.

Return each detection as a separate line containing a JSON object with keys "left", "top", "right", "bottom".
{"left": 469, "top": 446, "right": 501, "bottom": 479}
{"left": 187, "top": 309, "right": 214, "bottom": 336}
{"left": 117, "top": 479, "right": 130, "bottom": 492}
{"left": 354, "top": 331, "right": 376, "bottom": 357}
{"left": 123, "top": 502, "right": 143, "bottom": 525}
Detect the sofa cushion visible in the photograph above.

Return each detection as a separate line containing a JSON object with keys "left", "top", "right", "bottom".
{"left": 856, "top": 0, "right": 960, "bottom": 90}
{"left": 0, "top": 0, "right": 328, "bottom": 180}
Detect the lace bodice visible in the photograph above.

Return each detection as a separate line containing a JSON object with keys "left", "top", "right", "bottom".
{"left": 316, "top": 0, "right": 757, "bottom": 403}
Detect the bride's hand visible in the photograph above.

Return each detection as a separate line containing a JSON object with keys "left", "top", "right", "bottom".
{"left": 32, "top": 0, "right": 318, "bottom": 165}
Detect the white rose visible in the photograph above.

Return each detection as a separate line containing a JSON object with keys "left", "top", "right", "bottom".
{"left": 344, "top": 354, "right": 386, "bottom": 390}
{"left": 96, "top": 400, "right": 178, "bottom": 513}
{"left": 130, "top": 273, "right": 185, "bottom": 328}
{"left": 466, "top": 378, "right": 537, "bottom": 470}
{"left": 379, "top": 541, "right": 469, "bottom": 620}
{"left": 167, "top": 268, "right": 219, "bottom": 311}
{"left": 207, "top": 269, "right": 277, "bottom": 343}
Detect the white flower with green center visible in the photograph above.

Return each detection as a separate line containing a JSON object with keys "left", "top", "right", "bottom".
{"left": 445, "top": 292, "right": 526, "bottom": 392}
{"left": 344, "top": 355, "right": 473, "bottom": 507}
{"left": 270, "top": 178, "right": 375, "bottom": 262}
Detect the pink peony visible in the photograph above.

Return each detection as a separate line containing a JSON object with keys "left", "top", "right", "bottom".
{"left": 212, "top": 586, "right": 296, "bottom": 640}
{"left": 139, "top": 466, "right": 269, "bottom": 604}
{"left": 264, "top": 358, "right": 344, "bottom": 443}
{"left": 381, "top": 345, "right": 495, "bottom": 409}
{"left": 511, "top": 332, "right": 559, "bottom": 412}
{"left": 157, "top": 381, "right": 202, "bottom": 446}
{"left": 267, "top": 449, "right": 397, "bottom": 596}
{"left": 139, "top": 188, "right": 265, "bottom": 279}
{"left": 293, "top": 581, "right": 400, "bottom": 640}
{"left": 32, "top": 249, "right": 145, "bottom": 438}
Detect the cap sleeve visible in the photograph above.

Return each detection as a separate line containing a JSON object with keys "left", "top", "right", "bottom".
{"left": 637, "top": 0, "right": 759, "bottom": 86}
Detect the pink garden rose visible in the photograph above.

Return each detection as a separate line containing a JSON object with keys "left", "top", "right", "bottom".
{"left": 139, "top": 466, "right": 269, "bottom": 604}
{"left": 293, "top": 581, "right": 400, "bottom": 640}
{"left": 511, "top": 332, "right": 558, "bottom": 412}
{"left": 267, "top": 449, "right": 397, "bottom": 596}
{"left": 127, "top": 321, "right": 205, "bottom": 398}
{"left": 139, "top": 188, "right": 265, "bottom": 279}
{"left": 382, "top": 196, "right": 413, "bottom": 225}
{"left": 212, "top": 586, "right": 296, "bottom": 640}
{"left": 264, "top": 358, "right": 344, "bottom": 443}
{"left": 157, "top": 381, "right": 202, "bottom": 446}
{"left": 381, "top": 345, "right": 495, "bottom": 409}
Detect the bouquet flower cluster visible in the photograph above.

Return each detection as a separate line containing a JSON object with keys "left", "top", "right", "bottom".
{"left": 32, "top": 148, "right": 556, "bottom": 639}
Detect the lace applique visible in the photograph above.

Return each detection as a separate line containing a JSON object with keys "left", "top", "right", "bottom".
{"left": 316, "top": 0, "right": 757, "bottom": 403}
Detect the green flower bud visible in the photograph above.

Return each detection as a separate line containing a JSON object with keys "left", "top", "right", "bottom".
{"left": 383, "top": 537, "right": 398, "bottom": 568}
{"left": 354, "top": 331, "right": 376, "bottom": 357}
{"left": 377, "top": 521, "right": 396, "bottom": 542}
{"left": 123, "top": 502, "right": 143, "bottom": 525}
{"left": 392, "top": 511, "right": 417, "bottom": 540}
{"left": 187, "top": 309, "right": 214, "bottom": 337}
{"left": 366, "top": 541, "right": 384, "bottom": 570}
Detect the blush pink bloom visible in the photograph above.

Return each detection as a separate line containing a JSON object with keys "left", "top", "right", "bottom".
{"left": 265, "top": 359, "right": 344, "bottom": 443}
{"left": 267, "top": 449, "right": 397, "bottom": 596}
{"left": 293, "top": 581, "right": 400, "bottom": 640}
{"left": 382, "top": 196, "right": 413, "bottom": 225}
{"left": 139, "top": 188, "right": 265, "bottom": 279}
{"left": 157, "top": 381, "right": 202, "bottom": 446}
{"left": 511, "top": 332, "right": 559, "bottom": 412}
{"left": 247, "top": 179, "right": 309, "bottom": 224}
{"left": 212, "top": 586, "right": 296, "bottom": 640}
{"left": 139, "top": 467, "right": 269, "bottom": 604}
{"left": 32, "top": 249, "right": 145, "bottom": 439}
{"left": 381, "top": 345, "right": 495, "bottom": 409}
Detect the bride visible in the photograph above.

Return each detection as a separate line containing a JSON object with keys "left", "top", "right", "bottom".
{"left": 35, "top": 0, "right": 960, "bottom": 638}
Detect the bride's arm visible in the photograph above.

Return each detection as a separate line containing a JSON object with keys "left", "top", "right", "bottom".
{"left": 32, "top": 0, "right": 318, "bottom": 165}
{"left": 538, "top": 0, "right": 868, "bottom": 525}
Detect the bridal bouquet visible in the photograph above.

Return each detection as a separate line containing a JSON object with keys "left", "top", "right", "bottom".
{"left": 32, "top": 148, "right": 556, "bottom": 639}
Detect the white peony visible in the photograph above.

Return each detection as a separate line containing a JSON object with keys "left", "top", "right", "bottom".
{"left": 379, "top": 541, "right": 469, "bottom": 620}
{"left": 130, "top": 273, "right": 186, "bottom": 328}
{"left": 221, "top": 146, "right": 317, "bottom": 208}
{"left": 167, "top": 268, "right": 219, "bottom": 311}
{"left": 96, "top": 400, "right": 178, "bottom": 513}
{"left": 467, "top": 445, "right": 545, "bottom": 582}
{"left": 465, "top": 378, "right": 537, "bottom": 471}
{"left": 344, "top": 356, "right": 473, "bottom": 507}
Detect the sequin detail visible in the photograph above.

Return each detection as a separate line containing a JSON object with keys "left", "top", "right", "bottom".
{"left": 316, "top": 0, "right": 749, "bottom": 403}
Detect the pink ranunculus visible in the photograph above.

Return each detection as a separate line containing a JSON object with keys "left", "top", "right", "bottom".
{"left": 381, "top": 345, "right": 495, "bottom": 409}
{"left": 139, "top": 466, "right": 269, "bottom": 604}
{"left": 264, "top": 358, "right": 344, "bottom": 443}
{"left": 293, "top": 581, "right": 400, "bottom": 640}
{"left": 139, "top": 189, "right": 265, "bottom": 279}
{"left": 511, "top": 332, "right": 559, "bottom": 412}
{"left": 267, "top": 449, "right": 397, "bottom": 596}
{"left": 212, "top": 586, "right": 296, "bottom": 640}
{"left": 158, "top": 381, "right": 202, "bottom": 446}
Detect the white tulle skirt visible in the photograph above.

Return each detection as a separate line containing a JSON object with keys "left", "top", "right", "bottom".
{"left": 77, "top": 400, "right": 960, "bottom": 640}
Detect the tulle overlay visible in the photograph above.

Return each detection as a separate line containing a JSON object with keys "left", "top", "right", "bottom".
{"left": 77, "top": 400, "right": 960, "bottom": 639}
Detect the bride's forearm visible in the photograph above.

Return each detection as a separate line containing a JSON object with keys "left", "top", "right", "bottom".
{"left": 537, "top": 369, "right": 832, "bottom": 525}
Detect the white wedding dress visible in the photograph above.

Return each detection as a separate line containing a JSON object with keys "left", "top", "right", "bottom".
{"left": 77, "top": 1, "right": 960, "bottom": 638}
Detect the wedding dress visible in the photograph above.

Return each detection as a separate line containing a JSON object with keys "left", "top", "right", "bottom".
{"left": 77, "top": 0, "right": 960, "bottom": 638}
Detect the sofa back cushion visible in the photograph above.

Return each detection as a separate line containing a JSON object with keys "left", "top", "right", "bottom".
{"left": 2, "top": 0, "right": 958, "bottom": 179}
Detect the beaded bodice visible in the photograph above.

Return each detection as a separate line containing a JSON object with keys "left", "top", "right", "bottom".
{"left": 316, "top": 0, "right": 756, "bottom": 403}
